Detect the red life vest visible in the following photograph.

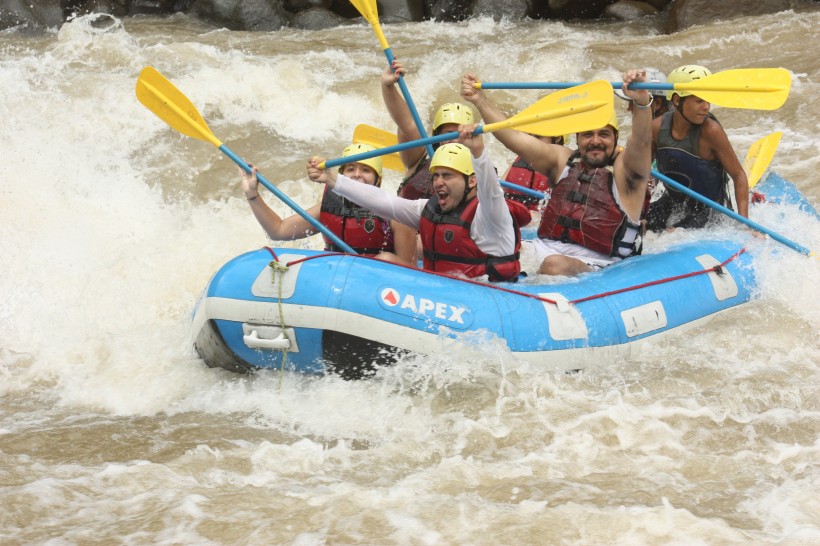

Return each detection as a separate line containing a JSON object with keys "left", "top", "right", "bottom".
{"left": 318, "top": 187, "right": 395, "bottom": 255}
{"left": 397, "top": 156, "right": 434, "bottom": 200}
{"left": 419, "top": 196, "right": 531, "bottom": 282}
{"left": 538, "top": 152, "right": 641, "bottom": 258}
{"left": 503, "top": 156, "right": 550, "bottom": 210}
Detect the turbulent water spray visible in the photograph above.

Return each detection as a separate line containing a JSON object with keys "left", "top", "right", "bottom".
{"left": 1, "top": 11, "right": 819, "bottom": 545}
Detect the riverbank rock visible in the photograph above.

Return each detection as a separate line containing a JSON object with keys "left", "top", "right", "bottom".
{"left": 1, "top": 0, "right": 815, "bottom": 33}
{"left": 603, "top": 0, "right": 659, "bottom": 20}
{"left": 666, "top": 0, "right": 807, "bottom": 33}
{"left": 290, "top": 6, "right": 350, "bottom": 29}
{"left": 190, "top": 0, "right": 290, "bottom": 30}
{"left": 469, "top": 0, "right": 532, "bottom": 21}
{"left": 2, "top": 0, "right": 63, "bottom": 29}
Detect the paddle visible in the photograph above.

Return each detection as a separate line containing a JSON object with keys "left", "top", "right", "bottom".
{"left": 651, "top": 168, "right": 814, "bottom": 257}
{"left": 475, "top": 68, "right": 791, "bottom": 110}
{"left": 354, "top": 123, "right": 549, "bottom": 198}
{"left": 352, "top": 124, "right": 406, "bottom": 172}
{"left": 349, "top": 0, "right": 435, "bottom": 158}
{"left": 744, "top": 132, "right": 782, "bottom": 188}
{"left": 135, "top": 66, "right": 357, "bottom": 254}
{"left": 322, "top": 80, "right": 613, "bottom": 169}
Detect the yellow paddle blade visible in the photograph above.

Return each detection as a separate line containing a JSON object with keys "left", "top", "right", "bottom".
{"left": 135, "top": 66, "right": 222, "bottom": 148}
{"left": 353, "top": 124, "right": 405, "bottom": 171}
{"left": 349, "top": 0, "right": 378, "bottom": 24}
{"left": 675, "top": 68, "right": 791, "bottom": 110}
{"left": 744, "top": 131, "right": 782, "bottom": 188}
{"left": 349, "top": 0, "right": 389, "bottom": 50}
{"left": 485, "top": 80, "right": 613, "bottom": 136}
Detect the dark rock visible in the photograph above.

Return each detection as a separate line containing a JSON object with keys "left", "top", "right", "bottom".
{"left": 603, "top": 0, "right": 658, "bottom": 19}
{"left": 190, "top": 0, "right": 290, "bottom": 30}
{"left": 327, "top": 0, "right": 361, "bottom": 19}
{"left": 1, "top": 0, "right": 64, "bottom": 29}
{"left": 290, "top": 6, "right": 352, "bottom": 29}
{"left": 129, "top": 0, "right": 180, "bottom": 15}
{"left": 666, "top": 0, "right": 803, "bottom": 33}
{"left": 547, "top": 0, "right": 616, "bottom": 19}
{"left": 379, "top": 0, "right": 426, "bottom": 23}
{"left": 423, "top": 0, "right": 474, "bottom": 22}
{"left": 60, "top": 0, "right": 126, "bottom": 18}
{"left": 471, "top": 0, "right": 532, "bottom": 20}
{"left": 283, "top": 0, "right": 331, "bottom": 12}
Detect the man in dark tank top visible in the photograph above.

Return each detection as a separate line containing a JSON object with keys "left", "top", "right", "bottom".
{"left": 647, "top": 65, "right": 750, "bottom": 232}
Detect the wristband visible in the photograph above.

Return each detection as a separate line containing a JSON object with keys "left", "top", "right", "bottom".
{"left": 634, "top": 96, "right": 653, "bottom": 110}
{"left": 247, "top": 194, "right": 259, "bottom": 201}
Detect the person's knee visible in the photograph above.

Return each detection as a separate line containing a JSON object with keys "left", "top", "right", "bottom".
{"left": 538, "top": 256, "right": 564, "bottom": 275}
{"left": 539, "top": 255, "right": 589, "bottom": 276}
{"left": 375, "top": 251, "right": 399, "bottom": 263}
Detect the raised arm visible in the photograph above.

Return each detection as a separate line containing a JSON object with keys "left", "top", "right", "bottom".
{"left": 614, "top": 69, "right": 653, "bottom": 216}
{"left": 460, "top": 72, "right": 568, "bottom": 182}
{"left": 381, "top": 60, "right": 426, "bottom": 171}
{"left": 457, "top": 124, "right": 515, "bottom": 256}
{"left": 240, "top": 166, "right": 318, "bottom": 240}
{"left": 307, "top": 156, "right": 425, "bottom": 229}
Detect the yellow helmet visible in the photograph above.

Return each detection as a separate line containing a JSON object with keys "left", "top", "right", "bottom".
{"left": 432, "top": 103, "right": 474, "bottom": 133}
{"left": 666, "top": 65, "right": 712, "bottom": 100}
{"left": 341, "top": 143, "right": 382, "bottom": 178}
{"left": 575, "top": 112, "right": 618, "bottom": 137}
{"left": 429, "top": 143, "right": 475, "bottom": 176}
{"left": 607, "top": 110, "right": 619, "bottom": 133}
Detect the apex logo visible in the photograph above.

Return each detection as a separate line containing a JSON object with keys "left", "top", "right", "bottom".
{"left": 381, "top": 288, "right": 400, "bottom": 306}
{"left": 379, "top": 287, "right": 470, "bottom": 327}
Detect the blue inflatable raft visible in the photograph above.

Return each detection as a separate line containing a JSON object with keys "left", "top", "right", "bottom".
{"left": 191, "top": 173, "right": 815, "bottom": 378}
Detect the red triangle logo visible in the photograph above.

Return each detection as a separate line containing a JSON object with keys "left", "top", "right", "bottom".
{"left": 382, "top": 289, "right": 398, "bottom": 305}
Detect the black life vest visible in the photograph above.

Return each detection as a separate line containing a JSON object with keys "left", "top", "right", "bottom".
{"left": 656, "top": 111, "right": 729, "bottom": 205}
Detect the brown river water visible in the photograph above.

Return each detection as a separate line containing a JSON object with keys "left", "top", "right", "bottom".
{"left": 1, "top": 8, "right": 819, "bottom": 545}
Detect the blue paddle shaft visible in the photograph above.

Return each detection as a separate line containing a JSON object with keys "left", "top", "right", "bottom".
{"left": 499, "top": 180, "right": 547, "bottom": 199}
{"left": 219, "top": 145, "right": 357, "bottom": 254}
{"left": 652, "top": 169, "right": 811, "bottom": 256}
{"left": 329, "top": 129, "right": 548, "bottom": 199}
{"left": 330, "top": 124, "right": 548, "bottom": 199}
{"left": 326, "top": 127, "right": 485, "bottom": 169}
{"left": 384, "top": 48, "right": 435, "bottom": 159}
{"left": 481, "top": 81, "right": 677, "bottom": 91}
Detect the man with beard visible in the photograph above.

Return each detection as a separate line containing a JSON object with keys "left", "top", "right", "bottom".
{"left": 460, "top": 68, "right": 653, "bottom": 276}
{"left": 307, "top": 125, "right": 531, "bottom": 283}
{"left": 646, "top": 65, "right": 750, "bottom": 232}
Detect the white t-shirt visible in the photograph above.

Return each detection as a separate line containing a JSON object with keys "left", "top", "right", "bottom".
{"left": 332, "top": 148, "right": 516, "bottom": 257}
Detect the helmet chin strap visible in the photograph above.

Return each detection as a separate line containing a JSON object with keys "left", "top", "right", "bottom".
{"left": 609, "top": 131, "right": 619, "bottom": 164}
{"left": 457, "top": 175, "right": 472, "bottom": 207}
{"left": 676, "top": 96, "right": 697, "bottom": 125}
